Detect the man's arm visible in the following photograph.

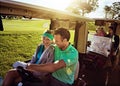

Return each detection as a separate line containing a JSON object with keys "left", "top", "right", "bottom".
{"left": 27, "top": 60, "right": 66, "bottom": 73}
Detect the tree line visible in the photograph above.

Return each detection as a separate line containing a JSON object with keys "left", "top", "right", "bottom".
{"left": 104, "top": 2, "right": 120, "bottom": 19}
{"left": 66, "top": 0, "right": 120, "bottom": 19}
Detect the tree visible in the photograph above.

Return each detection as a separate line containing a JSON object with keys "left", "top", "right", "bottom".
{"left": 66, "top": 0, "right": 99, "bottom": 16}
{"left": 104, "top": 6, "right": 111, "bottom": 18}
{"left": 104, "top": 2, "right": 120, "bottom": 19}
{"left": 111, "top": 2, "right": 120, "bottom": 19}
{"left": 0, "top": 16, "right": 4, "bottom": 31}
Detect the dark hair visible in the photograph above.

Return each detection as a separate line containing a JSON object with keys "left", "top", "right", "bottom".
{"left": 54, "top": 28, "right": 70, "bottom": 41}
{"left": 109, "top": 26, "right": 116, "bottom": 33}
{"left": 109, "top": 22, "right": 118, "bottom": 33}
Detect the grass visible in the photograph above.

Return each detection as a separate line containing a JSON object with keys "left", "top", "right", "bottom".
{"left": 0, "top": 31, "right": 44, "bottom": 77}
{"left": 0, "top": 19, "right": 75, "bottom": 77}
{"left": 0, "top": 19, "right": 51, "bottom": 77}
{"left": 3, "top": 19, "right": 50, "bottom": 31}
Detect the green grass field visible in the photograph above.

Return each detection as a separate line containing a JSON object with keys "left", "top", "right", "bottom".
{"left": 0, "top": 19, "right": 50, "bottom": 77}
{"left": 2, "top": 19, "right": 51, "bottom": 31}
{"left": 0, "top": 19, "right": 75, "bottom": 77}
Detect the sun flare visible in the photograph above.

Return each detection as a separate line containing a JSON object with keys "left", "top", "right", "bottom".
{"left": 46, "top": 0, "right": 73, "bottom": 11}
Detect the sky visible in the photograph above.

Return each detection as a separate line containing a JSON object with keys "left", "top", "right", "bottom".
{"left": 13, "top": 0, "right": 120, "bottom": 18}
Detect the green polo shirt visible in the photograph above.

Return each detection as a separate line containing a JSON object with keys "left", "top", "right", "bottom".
{"left": 52, "top": 44, "right": 78, "bottom": 85}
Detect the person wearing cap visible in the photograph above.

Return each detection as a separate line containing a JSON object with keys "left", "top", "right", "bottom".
{"left": 3, "top": 30, "right": 55, "bottom": 86}
{"left": 12, "top": 30, "right": 54, "bottom": 66}
{"left": 30, "top": 30, "right": 54, "bottom": 64}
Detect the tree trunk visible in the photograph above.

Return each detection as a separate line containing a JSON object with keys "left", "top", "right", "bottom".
{"left": 0, "top": 16, "right": 4, "bottom": 31}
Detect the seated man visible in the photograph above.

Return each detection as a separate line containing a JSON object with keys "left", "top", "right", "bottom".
{"left": 3, "top": 28, "right": 79, "bottom": 86}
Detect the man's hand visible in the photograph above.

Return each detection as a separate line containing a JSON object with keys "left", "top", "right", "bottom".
{"left": 13, "top": 61, "right": 27, "bottom": 69}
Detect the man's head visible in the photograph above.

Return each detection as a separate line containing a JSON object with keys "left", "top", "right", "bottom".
{"left": 54, "top": 28, "right": 70, "bottom": 50}
{"left": 108, "top": 26, "right": 115, "bottom": 35}
{"left": 108, "top": 22, "right": 118, "bottom": 35}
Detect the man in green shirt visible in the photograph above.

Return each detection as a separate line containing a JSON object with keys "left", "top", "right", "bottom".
{"left": 52, "top": 35, "right": 78, "bottom": 85}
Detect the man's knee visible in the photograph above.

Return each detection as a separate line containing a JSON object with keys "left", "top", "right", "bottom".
{"left": 7, "top": 69, "right": 19, "bottom": 77}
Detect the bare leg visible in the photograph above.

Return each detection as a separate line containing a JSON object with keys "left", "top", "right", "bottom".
{"left": 2, "top": 69, "right": 22, "bottom": 86}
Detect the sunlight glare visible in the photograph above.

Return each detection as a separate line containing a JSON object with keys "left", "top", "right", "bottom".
{"left": 45, "top": 0, "right": 73, "bottom": 11}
